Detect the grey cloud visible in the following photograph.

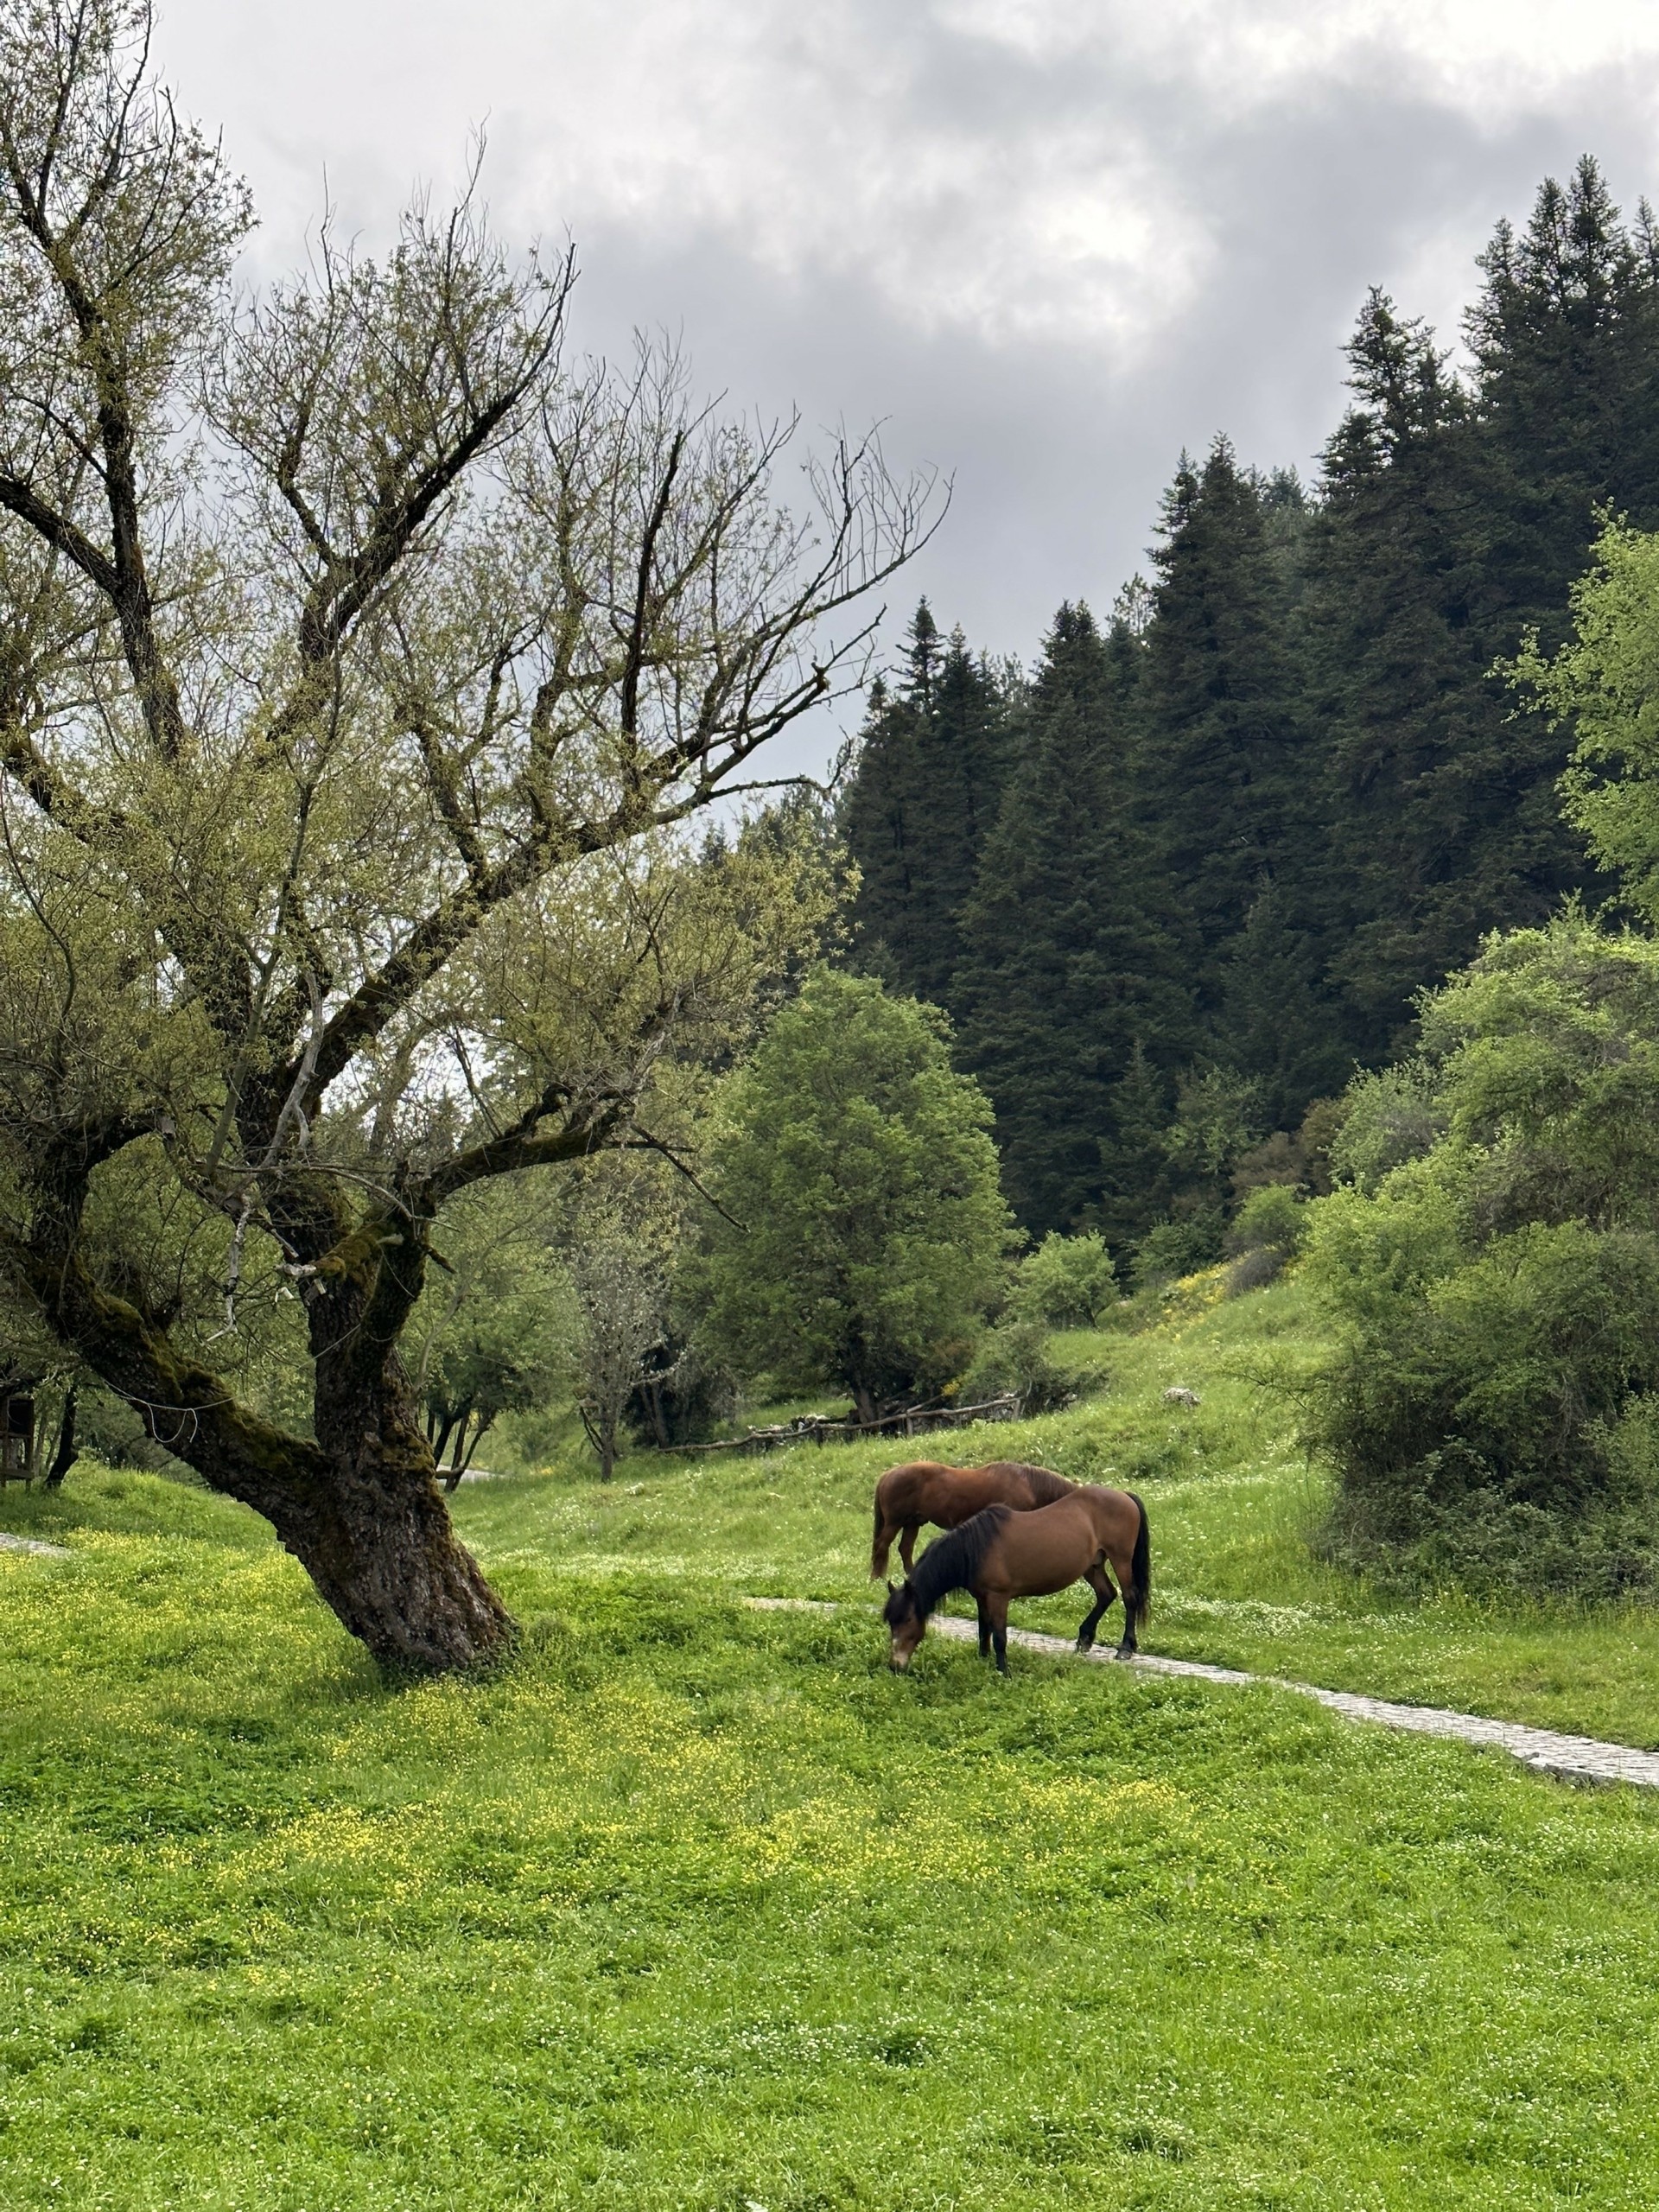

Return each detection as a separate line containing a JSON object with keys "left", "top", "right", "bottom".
{"left": 151, "top": 2, "right": 1659, "bottom": 769}
{"left": 553, "top": 68, "right": 1659, "bottom": 667}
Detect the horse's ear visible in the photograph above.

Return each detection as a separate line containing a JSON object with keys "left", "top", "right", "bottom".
{"left": 887, "top": 1579, "right": 896, "bottom": 1594}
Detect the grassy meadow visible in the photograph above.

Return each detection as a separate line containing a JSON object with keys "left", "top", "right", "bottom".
{"left": 7, "top": 1274, "right": 1659, "bottom": 2206}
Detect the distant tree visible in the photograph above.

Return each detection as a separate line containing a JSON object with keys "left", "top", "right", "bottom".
{"left": 1007, "top": 1231, "right": 1117, "bottom": 1329}
{"left": 1471, "top": 156, "right": 1659, "bottom": 618}
{"left": 1136, "top": 440, "right": 1321, "bottom": 989}
{"left": 1213, "top": 881, "right": 1341, "bottom": 1131}
{"left": 0, "top": 1293, "right": 83, "bottom": 1485}
{"left": 843, "top": 603, "right": 1017, "bottom": 1001}
{"left": 1307, "top": 289, "right": 1581, "bottom": 1059}
{"left": 571, "top": 1225, "right": 674, "bottom": 1481}
{"left": 410, "top": 1184, "right": 575, "bottom": 1489}
{"left": 691, "top": 969, "right": 1014, "bottom": 1421}
{"left": 841, "top": 607, "right": 938, "bottom": 988}
{"left": 1096, "top": 1041, "right": 1183, "bottom": 1252}
{"left": 953, "top": 604, "right": 1193, "bottom": 1238}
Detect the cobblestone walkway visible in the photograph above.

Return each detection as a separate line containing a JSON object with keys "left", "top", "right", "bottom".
{"left": 744, "top": 1596, "right": 1659, "bottom": 1790}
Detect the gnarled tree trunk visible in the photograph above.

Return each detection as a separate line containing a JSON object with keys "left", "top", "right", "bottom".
{"left": 268, "top": 1417, "right": 510, "bottom": 1673}
{"left": 19, "top": 1171, "right": 512, "bottom": 1675}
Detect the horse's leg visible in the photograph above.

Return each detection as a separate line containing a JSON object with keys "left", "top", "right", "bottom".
{"left": 899, "top": 1523, "right": 920, "bottom": 1576}
{"left": 871, "top": 1510, "right": 897, "bottom": 1580}
{"left": 1109, "top": 1545, "right": 1141, "bottom": 1657}
{"left": 976, "top": 1594, "right": 993, "bottom": 1659}
{"left": 988, "top": 1593, "right": 1010, "bottom": 1675}
{"left": 1075, "top": 1563, "right": 1116, "bottom": 1652}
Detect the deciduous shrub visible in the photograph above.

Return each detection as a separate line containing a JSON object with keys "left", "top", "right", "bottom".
{"left": 958, "top": 1319, "right": 1083, "bottom": 1415}
{"left": 1224, "top": 1183, "right": 1308, "bottom": 1293}
{"left": 1306, "top": 915, "right": 1659, "bottom": 1592}
{"left": 1007, "top": 1231, "right": 1117, "bottom": 1328}
{"left": 1131, "top": 1212, "right": 1224, "bottom": 1293}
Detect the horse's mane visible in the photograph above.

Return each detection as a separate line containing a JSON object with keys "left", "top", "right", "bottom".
{"left": 906, "top": 1505, "right": 1011, "bottom": 1619}
{"left": 1019, "top": 1463, "right": 1072, "bottom": 1507}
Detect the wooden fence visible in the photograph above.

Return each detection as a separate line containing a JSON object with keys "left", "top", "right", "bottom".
{"left": 0, "top": 1391, "right": 35, "bottom": 1485}
{"left": 662, "top": 1393, "right": 1023, "bottom": 1457}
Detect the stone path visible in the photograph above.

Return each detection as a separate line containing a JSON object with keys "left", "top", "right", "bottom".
{"left": 2, "top": 1548, "right": 1649, "bottom": 1789}
{"left": 743, "top": 1597, "right": 1659, "bottom": 1791}
{"left": 0, "top": 1530, "right": 70, "bottom": 1558}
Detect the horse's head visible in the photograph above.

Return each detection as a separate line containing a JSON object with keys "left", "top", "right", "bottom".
{"left": 882, "top": 1578, "right": 925, "bottom": 1670}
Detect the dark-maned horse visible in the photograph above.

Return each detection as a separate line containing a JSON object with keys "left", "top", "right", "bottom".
{"left": 881, "top": 1484, "right": 1149, "bottom": 1673}
{"left": 869, "top": 1459, "right": 1073, "bottom": 1580}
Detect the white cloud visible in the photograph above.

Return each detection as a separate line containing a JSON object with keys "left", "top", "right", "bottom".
{"left": 156, "top": 0, "right": 1659, "bottom": 363}
{"left": 944, "top": 0, "right": 1659, "bottom": 105}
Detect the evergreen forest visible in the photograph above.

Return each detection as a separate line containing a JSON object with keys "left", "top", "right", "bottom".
{"left": 842, "top": 156, "right": 1659, "bottom": 1269}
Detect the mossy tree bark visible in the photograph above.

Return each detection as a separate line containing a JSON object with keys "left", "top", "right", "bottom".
{"left": 12, "top": 1131, "right": 525, "bottom": 1669}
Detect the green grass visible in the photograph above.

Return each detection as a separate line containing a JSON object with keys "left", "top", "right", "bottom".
{"left": 8, "top": 1276, "right": 1659, "bottom": 2205}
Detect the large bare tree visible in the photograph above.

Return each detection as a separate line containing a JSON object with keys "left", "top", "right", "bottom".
{"left": 0, "top": 0, "right": 936, "bottom": 1669}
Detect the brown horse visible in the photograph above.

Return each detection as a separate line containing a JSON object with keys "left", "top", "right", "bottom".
{"left": 870, "top": 1459, "right": 1073, "bottom": 1580}
{"left": 881, "top": 1484, "right": 1149, "bottom": 1673}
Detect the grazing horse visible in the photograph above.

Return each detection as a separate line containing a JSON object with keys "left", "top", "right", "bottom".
{"left": 869, "top": 1459, "right": 1073, "bottom": 1580}
{"left": 882, "top": 1484, "right": 1150, "bottom": 1674}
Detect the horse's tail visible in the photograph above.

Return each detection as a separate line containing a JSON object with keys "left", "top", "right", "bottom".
{"left": 871, "top": 1488, "right": 890, "bottom": 1580}
{"left": 1127, "top": 1491, "right": 1151, "bottom": 1633}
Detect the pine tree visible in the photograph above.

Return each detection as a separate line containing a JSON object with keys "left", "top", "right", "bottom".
{"left": 1471, "top": 156, "right": 1659, "bottom": 624}
{"left": 842, "top": 602, "right": 1014, "bottom": 1002}
{"left": 1304, "top": 293, "right": 1503, "bottom": 1055}
{"left": 1136, "top": 442, "right": 1319, "bottom": 948}
{"left": 1131, "top": 439, "right": 1336, "bottom": 1116}
{"left": 1215, "top": 880, "right": 1348, "bottom": 1128}
{"left": 1308, "top": 168, "right": 1659, "bottom": 1060}
{"left": 840, "top": 607, "right": 938, "bottom": 987}
{"left": 954, "top": 606, "right": 1195, "bottom": 1238}
{"left": 1095, "top": 1040, "right": 1180, "bottom": 1251}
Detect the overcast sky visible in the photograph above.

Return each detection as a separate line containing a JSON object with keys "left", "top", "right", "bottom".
{"left": 155, "top": 0, "right": 1659, "bottom": 760}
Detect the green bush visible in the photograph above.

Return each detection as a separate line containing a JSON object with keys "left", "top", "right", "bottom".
{"left": 1228, "top": 1183, "right": 1306, "bottom": 1258}
{"left": 1131, "top": 1211, "right": 1224, "bottom": 1293}
{"left": 1223, "top": 1184, "right": 1308, "bottom": 1296}
{"left": 1327, "top": 1064, "right": 1444, "bottom": 1192}
{"left": 1306, "top": 915, "right": 1659, "bottom": 1592}
{"left": 957, "top": 1319, "right": 1081, "bottom": 1415}
{"left": 1006, "top": 1230, "right": 1116, "bottom": 1328}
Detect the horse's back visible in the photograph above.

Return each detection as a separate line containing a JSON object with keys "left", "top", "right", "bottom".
{"left": 955, "top": 1459, "right": 1072, "bottom": 1510}
{"left": 1013, "top": 1461, "right": 1073, "bottom": 1508}
{"left": 992, "top": 1486, "right": 1139, "bottom": 1569}
{"left": 874, "top": 1460, "right": 957, "bottom": 1516}
{"left": 1072, "top": 1481, "right": 1146, "bottom": 1545}
{"left": 874, "top": 1456, "right": 1074, "bottom": 1526}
